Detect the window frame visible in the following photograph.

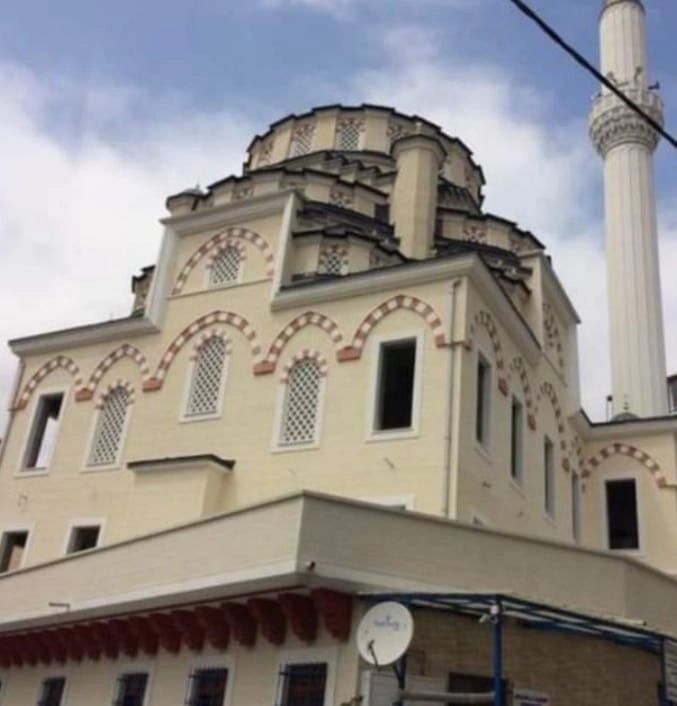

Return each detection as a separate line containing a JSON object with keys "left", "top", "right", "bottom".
{"left": 181, "top": 337, "right": 230, "bottom": 423}
{"left": 83, "top": 386, "right": 132, "bottom": 471}
{"left": 571, "top": 471, "right": 581, "bottom": 544}
{"left": 603, "top": 474, "right": 643, "bottom": 554}
{"left": 509, "top": 395, "right": 524, "bottom": 486}
{"left": 0, "top": 525, "right": 32, "bottom": 573}
{"left": 365, "top": 331, "right": 424, "bottom": 443}
{"left": 184, "top": 656, "right": 234, "bottom": 706}
{"left": 63, "top": 518, "right": 105, "bottom": 555}
{"left": 272, "top": 356, "right": 327, "bottom": 452}
{"left": 543, "top": 435, "right": 556, "bottom": 520}
{"left": 17, "top": 387, "right": 68, "bottom": 476}
{"left": 111, "top": 662, "right": 154, "bottom": 706}
{"left": 36, "top": 674, "right": 67, "bottom": 706}
{"left": 205, "top": 247, "right": 243, "bottom": 290}
{"left": 474, "top": 351, "right": 492, "bottom": 452}
{"left": 273, "top": 647, "right": 337, "bottom": 706}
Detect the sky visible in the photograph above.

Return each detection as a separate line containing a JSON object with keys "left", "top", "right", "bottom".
{"left": 1, "top": 0, "right": 677, "bottom": 425}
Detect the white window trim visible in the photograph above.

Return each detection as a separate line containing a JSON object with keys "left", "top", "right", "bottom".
{"left": 473, "top": 346, "right": 493, "bottom": 457}
{"left": 271, "top": 358, "right": 327, "bottom": 453}
{"left": 571, "top": 470, "right": 581, "bottom": 545}
{"left": 204, "top": 249, "right": 244, "bottom": 290}
{"left": 16, "top": 386, "right": 68, "bottom": 477}
{"left": 273, "top": 646, "right": 337, "bottom": 706}
{"left": 600, "top": 471, "right": 645, "bottom": 556}
{"left": 62, "top": 517, "right": 106, "bottom": 556}
{"left": 180, "top": 339, "right": 230, "bottom": 423}
{"left": 111, "top": 659, "right": 155, "bottom": 706}
{"left": 0, "top": 523, "right": 33, "bottom": 572}
{"left": 81, "top": 390, "right": 132, "bottom": 472}
{"left": 184, "top": 655, "right": 235, "bottom": 706}
{"left": 364, "top": 330, "right": 424, "bottom": 443}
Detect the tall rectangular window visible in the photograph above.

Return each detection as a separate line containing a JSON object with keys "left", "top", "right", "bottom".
{"left": 24, "top": 393, "right": 64, "bottom": 469}
{"left": 279, "top": 663, "right": 328, "bottom": 706}
{"left": 67, "top": 525, "right": 101, "bottom": 554}
{"left": 374, "top": 339, "right": 416, "bottom": 432}
{"left": 0, "top": 531, "right": 28, "bottom": 573}
{"left": 510, "top": 397, "right": 523, "bottom": 483}
{"left": 186, "top": 667, "right": 228, "bottom": 706}
{"left": 572, "top": 472, "right": 581, "bottom": 543}
{"left": 606, "top": 479, "right": 640, "bottom": 550}
{"left": 544, "top": 436, "right": 555, "bottom": 517}
{"left": 37, "top": 677, "right": 65, "bottom": 706}
{"left": 113, "top": 672, "right": 148, "bottom": 706}
{"left": 475, "top": 355, "right": 491, "bottom": 446}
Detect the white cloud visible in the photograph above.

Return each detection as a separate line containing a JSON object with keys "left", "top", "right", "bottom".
{"left": 0, "top": 64, "right": 255, "bottom": 429}
{"left": 259, "top": 0, "right": 479, "bottom": 20}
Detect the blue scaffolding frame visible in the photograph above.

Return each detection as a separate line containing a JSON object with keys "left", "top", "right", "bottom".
{"left": 362, "top": 592, "right": 671, "bottom": 705}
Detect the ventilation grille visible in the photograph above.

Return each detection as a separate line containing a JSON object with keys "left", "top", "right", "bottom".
{"left": 318, "top": 246, "right": 345, "bottom": 276}
{"left": 337, "top": 121, "right": 361, "bottom": 150}
{"left": 280, "top": 360, "right": 321, "bottom": 445}
{"left": 210, "top": 248, "right": 240, "bottom": 286}
{"left": 89, "top": 388, "right": 128, "bottom": 466}
{"left": 289, "top": 123, "right": 315, "bottom": 157}
{"left": 186, "top": 338, "right": 226, "bottom": 417}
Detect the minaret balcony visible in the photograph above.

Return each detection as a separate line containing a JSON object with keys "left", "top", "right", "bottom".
{"left": 589, "top": 88, "right": 664, "bottom": 156}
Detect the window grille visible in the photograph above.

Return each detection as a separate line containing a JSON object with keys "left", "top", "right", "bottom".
{"left": 89, "top": 387, "right": 129, "bottom": 466}
{"left": 186, "top": 338, "right": 227, "bottom": 417}
{"left": 318, "top": 246, "right": 345, "bottom": 276}
{"left": 185, "top": 668, "right": 228, "bottom": 706}
{"left": 113, "top": 672, "right": 148, "bottom": 706}
{"left": 210, "top": 248, "right": 240, "bottom": 287}
{"left": 289, "top": 123, "right": 315, "bottom": 157}
{"left": 278, "top": 663, "right": 328, "bottom": 706}
{"left": 280, "top": 360, "right": 322, "bottom": 446}
{"left": 37, "top": 677, "right": 66, "bottom": 706}
{"left": 336, "top": 120, "right": 362, "bottom": 151}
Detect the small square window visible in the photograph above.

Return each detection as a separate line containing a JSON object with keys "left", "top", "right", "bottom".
{"left": 280, "top": 663, "right": 328, "bottom": 706}
{"left": 374, "top": 339, "right": 417, "bottom": 432}
{"left": 186, "top": 667, "right": 228, "bottom": 706}
{"left": 24, "top": 393, "right": 63, "bottom": 470}
{"left": 113, "top": 672, "right": 148, "bottom": 706}
{"left": 37, "top": 677, "right": 65, "bottom": 706}
{"left": 67, "top": 525, "right": 100, "bottom": 554}
{"left": 0, "top": 531, "right": 28, "bottom": 573}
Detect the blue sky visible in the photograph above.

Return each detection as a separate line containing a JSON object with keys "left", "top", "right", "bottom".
{"left": 1, "top": 0, "right": 676, "bottom": 421}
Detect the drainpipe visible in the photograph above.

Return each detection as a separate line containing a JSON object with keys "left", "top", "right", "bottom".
{"left": 442, "top": 279, "right": 461, "bottom": 518}
{"left": 0, "top": 359, "right": 25, "bottom": 468}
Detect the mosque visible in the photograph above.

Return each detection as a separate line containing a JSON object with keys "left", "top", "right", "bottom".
{"left": 0, "top": 0, "right": 675, "bottom": 704}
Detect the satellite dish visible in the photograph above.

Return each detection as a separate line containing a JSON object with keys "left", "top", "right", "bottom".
{"left": 357, "top": 601, "right": 413, "bottom": 666}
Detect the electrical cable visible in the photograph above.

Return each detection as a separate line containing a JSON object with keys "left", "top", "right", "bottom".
{"left": 507, "top": 0, "right": 677, "bottom": 151}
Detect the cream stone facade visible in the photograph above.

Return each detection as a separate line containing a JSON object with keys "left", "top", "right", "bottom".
{"left": 0, "top": 3, "right": 676, "bottom": 703}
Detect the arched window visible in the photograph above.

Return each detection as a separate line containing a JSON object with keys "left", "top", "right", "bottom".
{"left": 279, "top": 359, "right": 323, "bottom": 446}
{"left": 185, "top": 337, "right": 227, "bottom": 418}
{"left": 88, "top": 387, "right": 130, "bottom": 466}
{"left": 209, "top": 248, "right": 241, "bottom": 287}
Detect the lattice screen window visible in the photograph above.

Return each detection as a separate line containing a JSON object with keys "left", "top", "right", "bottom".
{"left": 210, "top": 247, "right": 241, "bottom": 287}
{"left": 289, "top": 123, "right": 315, "bottom": 157}
{"left": 318, "top": 245, "right": 346, "bottom": 276}
{"left": 88, "top": 388, "right": 129, "bottom": 467}
{"left": 336, "top": 119, "right": 362, "bottom": 151}
{"left": 186, "top": 338, "right": 227, "bottom": 417}
{"left": 280, "top": 360, "right": 322, "bottom": 446}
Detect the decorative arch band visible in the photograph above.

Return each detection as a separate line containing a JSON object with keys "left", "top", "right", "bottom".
{"left": 14, "top": 356, "right": 82, "bottom": 411}
{"left": 280, "top": 349, "right": 329, "bottom": 383}
{"left": 172, "top": 227, "right": 275, "bottom": 295}
{"left": 466, "top": 310, "right": 508, "bottom": 396}
{"left": 582, "top": 443, "right": 665, "bottom": 487}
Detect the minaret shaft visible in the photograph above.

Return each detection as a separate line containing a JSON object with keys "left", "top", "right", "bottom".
{"left": 590, "top": 0, "right": 668, "bottom": 417}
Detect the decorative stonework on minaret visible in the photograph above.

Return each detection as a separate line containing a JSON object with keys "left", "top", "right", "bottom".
{"left": 589, "top": 0, "right": 669, "bottom": 417}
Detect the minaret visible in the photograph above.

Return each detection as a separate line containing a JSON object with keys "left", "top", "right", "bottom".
{"left": 589, "top": 0, "right": 668, "bottom": 418}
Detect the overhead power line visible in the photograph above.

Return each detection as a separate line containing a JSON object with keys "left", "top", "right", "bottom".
{"left": 507, "top": 0, "right": 677, "bottom": 151}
